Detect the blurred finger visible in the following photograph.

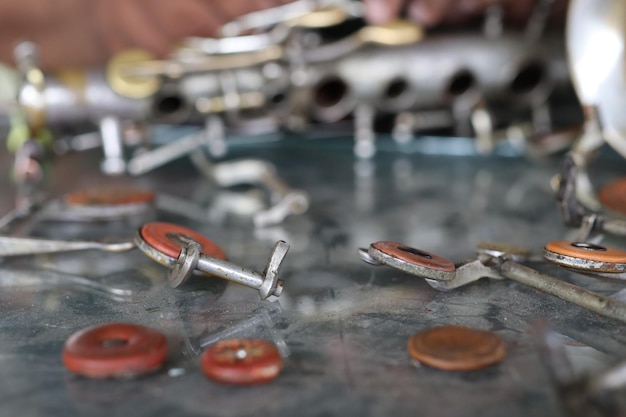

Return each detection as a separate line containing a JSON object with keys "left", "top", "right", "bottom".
{"left": 363, "top": 0, "right": 404, "bottom": 25}
{"left": 408, "top": 0, "right": 453, "bottom": 26}
{"left": 108, "top": 0, "right": 171, "bottom": 57}
{"left": 144, "top": 0, "right": 223, "bottom": 39}
{"left": 209, "top": 0, "right": 282, "bottom": 22}
{"left": 94, "top": 0, "right": 128, "bottom": 55}
{"left": 442, "top": 0, "right": 503, "bottom": 24}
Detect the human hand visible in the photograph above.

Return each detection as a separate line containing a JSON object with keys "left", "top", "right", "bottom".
{"left": 363, "top": 0, "right": 567, "bottom": 27}
{"left": 0, "top": 0, "right": 293, "bottom": 70}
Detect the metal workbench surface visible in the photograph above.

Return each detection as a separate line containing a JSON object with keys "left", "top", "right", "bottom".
{"left": 0, "top": 135, "right": 624, "bottom": 417}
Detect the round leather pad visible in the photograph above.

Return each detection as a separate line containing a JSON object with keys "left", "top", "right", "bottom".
{"left": 371, "top": 241, "right": 455, "bottom": 272}
{"left": 200, "top": 339, "right": 282, "bottom": 385}
{"left": 545, "top": 240, "right": 626, "bottom": 263}
{"left": 65, "top": 185, "right": 155, "bottom": 206}
{"left": 408, "top": 325, "right": 506, "bottom": 371}
{"left": 139, "top": 222, "right": 227, "bottom": 260}
{"left": 62, "top": 322, "right": 168, "bottom": 379}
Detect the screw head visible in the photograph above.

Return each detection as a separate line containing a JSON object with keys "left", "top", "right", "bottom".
{"left": 259, "top": 241, "right": 290, "bottom": 300}
{"left": 168, "top": 240, "right": 201, "bottom": 288}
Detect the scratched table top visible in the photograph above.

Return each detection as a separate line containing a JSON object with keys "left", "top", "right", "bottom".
{"left": 0, "top": 134, "right": 625, "bottom": 417}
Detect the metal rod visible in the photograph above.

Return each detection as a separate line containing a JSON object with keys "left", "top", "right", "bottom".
{"left": 127, "top": 131, "right": 205, "bottom": 176}
{"left": 0, "top": 236, "right": 136, "bottom": 257}
{"left": 600, "top": 218, "right": 626, "bottom": 237}
{"left": 196, "top": 255, "right": 265, "bottom": 289}
{"left": 498, "top": 260, "right": 626, "bottom": 323}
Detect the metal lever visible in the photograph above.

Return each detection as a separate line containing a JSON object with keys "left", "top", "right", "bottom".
{"left": 360, "top": 241, "right": 626, "bottom": 324}
{"left": 211, "top": 159, "right": 310, "bottom": 227}
{"left": 557, "top": 154, "right": 626, "bottom": 240}
{"left": 0, "top": 236, "right": 136, "bottom": 257}
{"left": 169, "top": 238, "right": 289, "bottom": 300}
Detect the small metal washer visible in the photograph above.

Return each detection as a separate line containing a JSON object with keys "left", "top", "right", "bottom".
{"left": 136, "top": 222, "right": 227, "bottom": 267}
{"left": 368, "top": 241, "right": 456, "bottom": 282}
{"left": 62, "top": 322, "right": 168, "bottom": 379}
{"left": 543, "top": 240, "right": 626, "bottom": 273}
{"left": 200, "top": 339, "right": 282, "bottom": 385}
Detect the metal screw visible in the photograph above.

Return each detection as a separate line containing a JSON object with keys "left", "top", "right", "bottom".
{"left": 170, "top": 239, "right": 289, "bottom": 300}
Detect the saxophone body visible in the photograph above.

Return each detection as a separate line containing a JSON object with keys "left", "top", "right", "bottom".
{"left": 11, "top": 3, "right": 579, "bottom": 174}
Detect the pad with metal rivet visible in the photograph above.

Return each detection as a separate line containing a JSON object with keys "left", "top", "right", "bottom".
{"left": 543, "top": 240, "right": 626, "bottom": 273}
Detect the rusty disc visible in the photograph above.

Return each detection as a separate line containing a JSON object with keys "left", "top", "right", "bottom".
{"left": 599, "top": 178, "right": 626, "bottom": 217}
{"left": 62, "top": 323, "right": 168, "bottom": 378}
{"left": 139, "top": 222, "right": 227, "bottom": 260}
{"left": 200, "top": 339, "right": 282, "bottom": 385}
{"left": 371, "top": 241, "right": 455, "bottom": 272}
{"left": 408, "top": 325, "right": 506, "bottom": 371}
{"left": 543, "top": 240, "right": 626, "bottom": 273}
{"left": 64, "top": 185, "right": 155, "bottom": 207}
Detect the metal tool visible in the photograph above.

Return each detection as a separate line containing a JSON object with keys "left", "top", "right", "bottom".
{"left": 0, "top": 236, "right": 136, "bottom": 257}
{"left": 135, "top": 222, "right": 288, "bottom": 300}
{"left": 210, "top": 159, "right": 310, "bottom": 228}
{"left": 127, "top": 130, "right": 208, "bottom": 176}
{"left": 174, "top": 239, "right": 288, "bottom": 301}
{"left": 556, "top": 154, "right": 626, "bottom": 241}
{"left": 359, "top": 241, "right": 626, "bottom": 323}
